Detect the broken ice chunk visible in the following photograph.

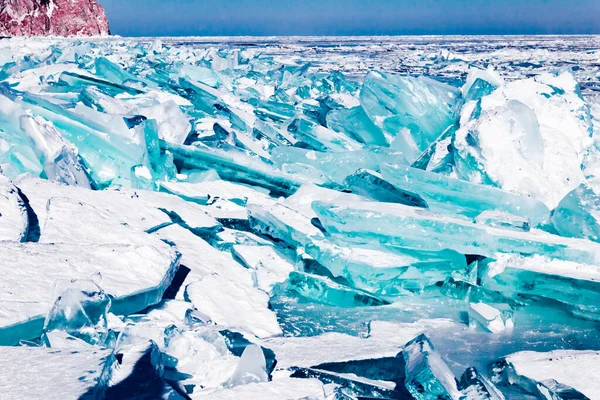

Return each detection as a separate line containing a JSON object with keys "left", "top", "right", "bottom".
{"left": 262, "top": 331, "right": 405, "bottom": 371}
{"left": 402, "top": 334, "right": 461, "bottom": 399}
{"left": 153, "top": 224, "right": 254, "bottom": 295}
{"left": 39, "top": 197, "right": 171, "bottom": 246}
{"left": 133, "top": 101, "right": 191, "bottom": 144}
{"left": 43, "top": 277, "right": 111, "bottom": 346}
{"left": 552, "top": 183, "right": 600, "bottom": 242}
{"left": 468, "top": 303, "right": 514, "bottom": 334}
{"left": 459, "top": 367, "right": 505, "bottom": 400}
{"left": 285, "top": 271, "right": 390, "bottom": 307}
{"left": 58, "top": 71, "right": 145, "bottom": 96}
{"left": 474, "top": 211, "right": 530, "bottom": 232}
{"left": 312, "top": 199, "right": 600, "bottom": 264}
{"left": 20, "top": 115, "right": 92, "bottom": 188}
{"left": 160, "top": 178, "right": 271, "bottom": 206}
{"left": 95, "top": 57, "right": 155, "bottom": 89}
{"left": 462, "top": 67, "right": 503, "bottom": 102}
{"left": 190, "top": 378, "right": 325, "bottom": 399}
{"left": 345, "top": 169, "right": 428, "bottom": 207}
{"left": 0, "top": 347, "right": 114, "bottom": 400}
{"left": 290, "top": 366, "right": 404, "bottom": 399}
{"left": 226, "top": 344, "right": 268, "bottom": 387}
{"left": 185, "top": 274, "right": 282, "bottom": 338}
{"left": 286, "top": 117, "right": 363, "bottom": 151}
{"left": 17, "top": 177, "right": 220, "bottom": 234}
{"left": 380, "top": 163, "right": 549, "bottom": 226}
{"left": 231, "top": 244, "right": 295, "bottom": 293}
{"left": 0, "top": 174, "right": 28, "bottom": 241}
{"left": 326, "top": 105, "right": 388, "bottom": 146}
{"left": 480, "top": 254, "right": 600, "bottom": 318}
{"left": 454, "top": 71, "right": 592, "bottom": 209}
{"left": 163, "top": 141, "right": 303, "bottom": 197}
{"left": 0, "top": 242, "right": 179, "bottom": 345}
{"left": 492, "top": 350, "right": 599, "bottom": 399}
{"left": 271, "top": 146, "right": 383, "bottom": 185}
{"left": 360, "top": 71, "right": 461, "bottom": 161}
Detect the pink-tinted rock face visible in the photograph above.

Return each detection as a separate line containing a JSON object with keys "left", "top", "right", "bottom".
{"left": 0, "top": 0, "right": 110, "bottom": 36}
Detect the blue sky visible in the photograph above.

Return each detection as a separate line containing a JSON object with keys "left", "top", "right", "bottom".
{"left": 101, "top": 0, "right": 600, "bottom": 37}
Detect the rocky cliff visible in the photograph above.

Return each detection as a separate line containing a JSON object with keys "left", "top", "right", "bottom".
{"left": 0, "top": 0, "right": 110, "bottom": 36}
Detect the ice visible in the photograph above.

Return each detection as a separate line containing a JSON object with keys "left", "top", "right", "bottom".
{"left": 20, "top": 115, "right": 92, "bottom": 188}
{"left": 1, "top": 36, "right": 600, "bottom": 397}
{"left": 360, "top": 71, "right": 461, "bottom": 161}
{"left": 474, "top": 211, "right": 530, "bottom": 232}
{"left": 380, "top": 163, "right": 550, "bottom": 226}
{"left": 551, "top": 183, "right": 600, "bottom": 242}
{"left": 0, "top": 174, "right": 28, "bottom": 241}
{"left": 262, "top": 331, "right": 405, "bottom": 371}
{"left": 231, "top": 244, "right": 295, "bottom": 293}
{"left": 0, "top": 242, "right": 179, "bottom": 344}
{"left": 454, "top": 71, "right": 593, "bottom": 208}
{"left": 0, "top": 346, "right": 114, "bottom": 400}
{"left": 459, "top": 367, "right": 505, "bottom": 400}
{"left": 493, "top": 350, "right": 600, "bottom": 399}
{"left": 185, "top": 274, "right": 282, "bottom": 338}
{"left": 190, "top": 378, "right": 325, "bottom": 399}
{"left": 468, "top": 303, "right": 514, "bottom": 334}
{"left": 153, "top": 224, "right": 254, "bottom": 294}
{"left": 312, "top": 198, "right": 600, "bottom": 264}
{"left": 133, "top": 100, "right": 192, "bottom": 144}
{"left": 42, "top": 277, "right": 112, "bottom": 346}
{"left": 285, "top": 271, "right": 390, "bottom": 307}
{"left": 480, "top": 254, "right": 600, "bottom": 317}
{"left": 326, "top": 105, "right": 387, "bottom": 146}
{"left": 226, "top": 344, "right": 269, "bottom": 387}
{"left": 402, "top": 334, "right": 461, "bottom": 399}
{"left": 462, "top": 67, "right": 503, "bottom": 102}
{"left": 271, "top": 146, "right": 384, "bottom": 185}
{"left": 17, "top": 177, "right": 220, "bottom": 234}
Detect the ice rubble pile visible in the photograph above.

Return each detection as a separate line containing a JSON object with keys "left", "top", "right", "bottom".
{"left": 0, "top": 38, "right": 599, "bottom": 399}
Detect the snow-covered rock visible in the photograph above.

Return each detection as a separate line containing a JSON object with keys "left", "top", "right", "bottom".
{"left": 0, "top": 0, "right": 110, "bottom": 37}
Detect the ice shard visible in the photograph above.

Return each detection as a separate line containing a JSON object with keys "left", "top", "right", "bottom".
{"left": 402, "top": 334, "right": 461, "bottom": 399}
{"left": 459, "top": 368, "right": 505, "bottom": 400}
{"left": 380, "top": 163, "right": 550, "bottom": 226}
{"left": 153, "top": 224, "right": 254, "bottom": 293}
{"left": 42, "top": 277, "right": 112, "bottom": 346}
{"left": 284, "top": 271, "right": 391, "bottom": 307}
{"left": 479, "top": 254, "right": 600, "bottom": 318}
{"left": 163, "top": 141, "right": 303, "bottom": 196}
{"left": 312, "top": 198, "right": 600, "bottom": 264}
{"left": 326, "top": 105, "right": 388, "bottom": 146}
{"left": 185, "top": 274, "right": 282, "bottom": 338}
{"left": 231, "top": 244, "right": 295, "bottom": 293}
{"left": 226, "top": 344, "right": 269, "bottom": 387}
{"left": 551, "top": 183, "right": 600, "bottom": 242}
{"left": 467, "top": 303, "right": 514, "bottom": 334}
{"left": 271, "top": 146, "right": 385, "bottom": 185}
{"left": 0, "top": 174, "right": 28, "bottom": 241}
{"left": 0, "top": 242, "right": 179, "bottom": 345}
{"left": 19, "top": 115, "right": 92, "bottom": 188}
{"left": 454, "top": 71, "right": 593, "bottom": 208}
{"left": 17, "top": 177, "right": 221, "bottom": 234}
{"left": 492, "top": 350, "right": 599, "bottom": 399}
{"left": 360, "top": 71, "right": 461, "bottom": 161}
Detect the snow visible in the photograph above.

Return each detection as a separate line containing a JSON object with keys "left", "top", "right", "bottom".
{"left": 504, "top": 350, "right": 600, "bottom": 399}
{"left": 0, "top": 346, "right": 113, "bottom": 400}
{"left": 0, "top": 241, "right": 179, "bottom": 344}
{"left": 186, "top": 274, "right": 282, "bottom": 338}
